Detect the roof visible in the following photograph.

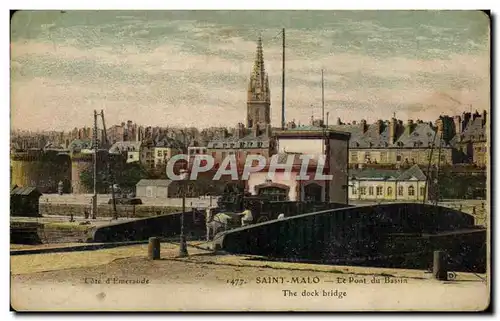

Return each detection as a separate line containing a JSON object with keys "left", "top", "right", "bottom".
{"left": 109, "top": 141, "right": 142, "bottom": 154}
{"left": 275, "top": 128, "right": 351, "bottom": 140}
{"left": 349, "top": 168, "right": 402, "bottom": 180}
{"left": 153, "top": 137, "right": 184, "bottom": 149}
{"left": 396, "top": 164, "right": 427, "bottom": 181}
{"left": 349, "top": 164, "right": 427, "bottom": 181}
{"left": 207, "top": 133, "right": 271, "bottom": 149}
{"left": 394, "top": 123, "right": 448, "bottom": 148}
{"left": 330, "top": 120, "right": 452, "bottom": 149}
{"left": 136, "top": 179, "right": 172, "bottom": 187}
{"left": 69, "top": 139, "right": 92, "bottom": 152}
{"left": 10, "top": 186, "right": 42, "bottom": 196}
{"left": 450, "top": 115, "right": 486, "bottom": 145}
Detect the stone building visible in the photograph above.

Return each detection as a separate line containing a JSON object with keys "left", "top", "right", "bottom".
{"left": 332, "top": 110, "right": 488, "bottom": 169}
{"left": 449, "top": 111, "right": 488, "bottom": 167}
{"left": 140, "top": 137, "right": 183, "bottom": 170}
{"left": 109, "top": 141, "right": 142, "bottom": 164}
{"left": 348, "top": 164, "right": 429, "bottom": 202}
{"left": 332, "top": 117, "right": 457, "bottom": 168}
{"left": 250, "top": 126, "right": 351, "bottom": 204}
{"left": 207, "top": 37, "right": 276, "bottom": 167}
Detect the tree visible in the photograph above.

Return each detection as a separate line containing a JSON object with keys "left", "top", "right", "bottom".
{"left": 79, "top": 161, "right": 149, "bottom": 194}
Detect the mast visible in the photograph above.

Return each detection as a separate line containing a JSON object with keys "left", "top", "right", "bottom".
{"left": 423, "top": 129, "right": 437, "bottom": 205}
{"left": 281, "top": 28, "right": 285, "bottom": 130}
{"left": 92, "top": 110, "right": 98, "bottom": 219}
{"left": 100, "top": 110, "right": 109, "bottom": 147}
{"left": 100, "top": 110, "right": 117, "bottom": 218}
{"left": 322, "top": 69, "right": 325, "bottom": 125}
{"left": 433, "top": 130, "right": 444, "bottom": 206}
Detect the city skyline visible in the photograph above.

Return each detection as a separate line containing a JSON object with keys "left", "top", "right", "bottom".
{"left": 11, "top": 10, "right": 490, "bottom": 131}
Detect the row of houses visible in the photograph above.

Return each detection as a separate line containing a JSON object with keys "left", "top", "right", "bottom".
{"left": 329, "top": 110, "right": 488, "bottom": 168}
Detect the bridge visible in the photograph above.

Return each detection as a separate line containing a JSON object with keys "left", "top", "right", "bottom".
{"left": 213, "top": 203, "right": 486, "bottom": 273}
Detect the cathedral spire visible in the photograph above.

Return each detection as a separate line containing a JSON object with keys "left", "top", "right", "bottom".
{"left": 248, "top": 36, "right": 270, "bottom": 103}
{"left": 253, "top": 36, "right": 265, "bottom": 87}
{"left": 247, "top": 36, "right": 271, "bottom": 129}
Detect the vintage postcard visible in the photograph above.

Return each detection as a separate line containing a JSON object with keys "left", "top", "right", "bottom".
{"left": 9, "top": 10, "right": 490, "bottom": 311}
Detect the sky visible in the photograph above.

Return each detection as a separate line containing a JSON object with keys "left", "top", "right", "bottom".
{"left": 10, "top": 10, "right": 490, "bottom": 131}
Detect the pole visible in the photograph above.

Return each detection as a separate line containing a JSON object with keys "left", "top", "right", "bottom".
{"left": 92, "top": 110, "right": 98, "bottom": 219}
{"left": 281, "top": 28, "right": 285, "bottom": 130}
{"left": 434, "top": 130, "right": 443, "bottom": 206}
{"left": 321, "top": 69, "right": 325, "bottom": 126}
{"left": 326, "top": 112, "right": 330, "bottom": 127}
{"left": 110, "top": 163, "right": 118, "bottom": 220}
{"left": 433, "top": 250, "right": 448, "bottom": 281}
{"left": 181, "top": 189, "right": 185, "bottom": 237}
{"left": 423, "top": 130, "right": 438, "bottom": 204}
{"left": 179, "top": 171, "right": 188, "bottom": 257}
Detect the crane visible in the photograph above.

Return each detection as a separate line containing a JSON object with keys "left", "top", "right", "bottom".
{"left": 92, "top": 110, "right": 118, "bottom": 220}
{"left": 101, "top": 110, "right": 118, "bottom": 219}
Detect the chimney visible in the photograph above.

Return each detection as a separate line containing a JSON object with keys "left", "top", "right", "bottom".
{"left": 436, "top": 118, "right": 444, "bottom": 139}
{"left": 405, "top": 120, "right": 414, "bottom": 135}
{"left": 462, "top": 112, "right": 472, "bottom": 129}
{"left": 265, "top": 124, "right": 272, "bottom": 137}
{"left": 389, "top": 117, "right": 397, "bottom": 144}
{"left": 376, "top": 120, "right": 384, "bottom": 135}
{"left": 336, "top": 117, "right": 341, "bottom": 125}
{"left": 360, "top": 119, "right": 367, "bottom": 133}
{"left": 253, "top": 123, "right": 260, "bottom": 137}
{"left": 472, "top": 110, "right": 480, "bottom": 121}
{"left": 352, "top": 120, "right": 357, "bottom": 125}
{"left": 235, "top": 123, "right": 245, "bottom": 139}
{"left": 287, "top": 120, "right": 297, "bottom": 129}
{"left": 453, "top": 116, "right": 462, "bottom": 141}
{"left": 482, "top": 110, "right": 487, "bottom": 126}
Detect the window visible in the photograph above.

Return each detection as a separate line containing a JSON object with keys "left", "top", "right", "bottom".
{"left": 376, "top": 186, "right": 383, "bottom": 196}
{"left": 360, "top": 187, "right": 366, "bottom": 195}
{"left": 420, "top": 186, "right": 426, "bottom": 196}
{"left": 157, "top": 150, "right": 162, "bottom": 157}
{"left": 352, "top": 187, "right": 357, "bottom": 195}
{"left": 408, "top": 185, "right": 415, "bottom": 196}
{"left": 351, "top": 152, "right": 358, "bottom": 162}
{"left": 369, "top": 186, "right": 374, "bottom": 195}
{"left": 396, "top": 155, "right": 402, "bottom": 161}
{"left": 259, "top": 187, "right": 289, "bottom": 202}
{"left": 129, "top": 154, "right": 133, "bottom": 159}
{"left": 387, "top": 187, "right": 393, "bottom": 196}
{"left": 398, "top": 186, "right": 404, "bottom": 196}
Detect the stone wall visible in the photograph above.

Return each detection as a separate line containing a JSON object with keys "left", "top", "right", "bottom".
{"left": 39, "top": 203, "right": 182, "bottom": 218}
{"left": 40, "top": 194, "right": 220, "bottom": 208}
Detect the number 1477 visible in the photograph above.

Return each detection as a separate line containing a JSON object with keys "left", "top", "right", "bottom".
{"left": 226, "top": 279, "right": 246, "bottom": 286}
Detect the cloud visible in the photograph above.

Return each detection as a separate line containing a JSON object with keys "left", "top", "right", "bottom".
{"left": 10, "top": 11, "right": 490, "bottom": 131}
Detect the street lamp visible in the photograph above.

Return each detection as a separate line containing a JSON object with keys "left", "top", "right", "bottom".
{"left": 179, "top": 169, "right": 189, "bottom": 257}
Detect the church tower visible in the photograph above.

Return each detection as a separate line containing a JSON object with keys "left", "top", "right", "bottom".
{"left": 247, "top": 37, "right": 271, "bottom": 130}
